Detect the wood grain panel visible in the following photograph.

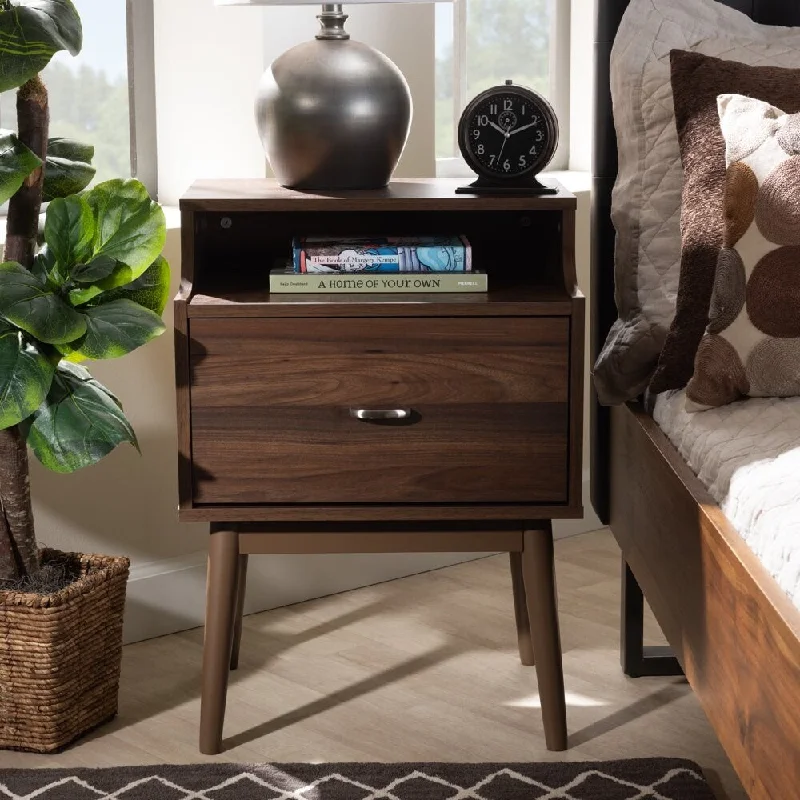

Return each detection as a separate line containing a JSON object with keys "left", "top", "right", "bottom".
{"left": 190, "top": 317, "right": 568, "bottom": 408}
{"left": 609, "top": 403, "right": 800, "bottom": 800}
{"left": 177, "top": 503, "right": 583, "bottom": 524}
{"left": 181, "top": 178, "right": 577, "bottom": 213}
{"left": 567, "top": 295, "right": 585, "bottom": 510}
{"left": 192, "top": 403, "right": 567, "bottom": 504}
{"left": 237, "top": 530, "right": 524, "bottom": 554}
{"left": 187, "top": 288, "right": 574, "bottom": 319}
{"left": 189, "top": 317, "right": 570, "bottom": 505}
{"left": 174, "top": 208, "right": 196, "bottom": 511}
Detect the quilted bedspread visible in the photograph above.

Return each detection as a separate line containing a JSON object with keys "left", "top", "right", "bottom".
{"left": 654, "top": 391, "right": 800, "bottom": 610}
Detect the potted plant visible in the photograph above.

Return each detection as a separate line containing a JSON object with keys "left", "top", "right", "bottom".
{"left": 0, "top": 0, "right": 169, "bottom": 752}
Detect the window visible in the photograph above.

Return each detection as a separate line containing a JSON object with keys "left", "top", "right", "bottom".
{"left": 436, "top": 0, "right": 569, "bottom": 174}
{"left": 0, "top": 0, "right": 157, "bottom": 196}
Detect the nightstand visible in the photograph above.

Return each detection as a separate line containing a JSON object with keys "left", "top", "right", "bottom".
{"left": 175, "top": 178, "right": 584, "bottom": 755}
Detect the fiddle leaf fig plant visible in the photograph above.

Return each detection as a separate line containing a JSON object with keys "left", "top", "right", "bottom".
{"left": 0, "top": 0, "right": 170, "bottom": 583}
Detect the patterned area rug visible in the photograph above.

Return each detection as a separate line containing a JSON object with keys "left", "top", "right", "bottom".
{"left": 0, "top": 760, "right": 716, "bottom": 799}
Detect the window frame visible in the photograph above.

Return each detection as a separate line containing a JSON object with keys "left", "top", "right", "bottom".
{"left": 436, "top": 0, "right": 571, "bottom": 178}
{"left": 127, "top": 0, "right": 159, "bottom": 199}
{"left": 0, "top": 0, "right": 157, "bottom": 212}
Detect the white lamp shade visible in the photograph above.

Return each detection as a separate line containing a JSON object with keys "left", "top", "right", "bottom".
{"left": 216, "top": 0, "right": 450, "bottom": 5}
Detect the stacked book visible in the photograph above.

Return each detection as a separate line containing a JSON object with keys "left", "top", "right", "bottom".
{"left": 269, "top": 236, "right": 487, "bottom": 294}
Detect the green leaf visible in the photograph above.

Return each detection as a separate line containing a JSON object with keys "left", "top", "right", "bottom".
{"left": 96, "top": 256, "right": 171, "bottom": 315}
{"left": 44, "top": 195, "right": 94, "bottom": 269}
{"left": 0, "top": 319, "right": 55, "bottom": 429}
{"left": 0, "top": 128, "right": 41, "bottom": 205}
{"left": 47, "top": 137, "right": 93, "bottom": 162}
{"left": 58, "top": 298, "right": 165, "bottom": 361}
{"left": 85, "top": 179, "right": 166, "bottom": 286}
{"left": 30, "top": 246, "right": 54, "bottom": 283}
{"left": 0, "top": 261, "right": 86, "bottom": 344}
{"left": 0, "top": 1, "right": 82, "bottom": 92}
{"left": 68, "top": 282, "right": 101, "bottom": 306}
{"left": 71, "top": 254, "right": 115, "bottom": 283}
{"left": 24, "top": 360, "right": 138, "bottom": 474}
{"left": 43, "top": 138, "right": 95, "bottom": 203}
{"left": 42, "top": 155, "right": 95, "bottom": 201}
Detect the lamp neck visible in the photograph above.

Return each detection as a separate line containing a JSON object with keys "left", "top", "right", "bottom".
{"left": 317, "top": 3, "right": 349, "bottom": 40}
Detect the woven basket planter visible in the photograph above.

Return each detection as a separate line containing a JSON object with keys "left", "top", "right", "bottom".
{"left": 0, "top": 549, "right": 130, "bottom": 753}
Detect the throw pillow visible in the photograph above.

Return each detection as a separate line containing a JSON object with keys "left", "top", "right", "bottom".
{"left": 648, "top": 50, "right": 800, "bottom": 397}
{"left": 594, "top": 0, "right": 800, "bottom": 406}
{"left": 686, "top": 94, "right": 800, "bottom": 411}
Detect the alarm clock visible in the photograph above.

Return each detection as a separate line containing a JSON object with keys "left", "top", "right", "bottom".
{"left": 456, "top": 80, "right": 559, "bottom": 195}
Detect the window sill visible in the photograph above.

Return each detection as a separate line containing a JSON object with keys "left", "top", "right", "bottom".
{"left": 0, "top": 206, "right": 182, "bottom": 246}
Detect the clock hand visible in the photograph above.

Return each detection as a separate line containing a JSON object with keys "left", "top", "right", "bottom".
{"left": 508, "top": 122, "right": 537, "bottom": 136}
{"left": 489, "top": 120, "right": 509, "bottom": 137}
{"left": 497, "top": 134, "right": 508, "bottom": 165}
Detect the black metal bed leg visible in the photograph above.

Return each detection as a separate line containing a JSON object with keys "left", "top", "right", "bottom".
{"left": 621, "top": 559, "right": 683, "bottom": 678}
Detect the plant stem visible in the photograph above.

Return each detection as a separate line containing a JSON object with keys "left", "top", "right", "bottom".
{"left": 4, "top": 76, "right": 49, "bottom": 267}
{"left": 0, "top": 76, "right": 49, "bottom": 582}
{"left": 0, "top": 427, "right": 38, "bottom": 581}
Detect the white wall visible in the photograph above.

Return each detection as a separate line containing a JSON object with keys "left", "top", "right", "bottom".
{"left": 27, "top": 1, "right": 599, "bottom": 644}
{"left": 153, "top": 0, "right": 266, "bottom": 205}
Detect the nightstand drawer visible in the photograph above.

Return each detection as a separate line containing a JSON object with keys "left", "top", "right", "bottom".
{"left": 189, "top": 317, "right": 570, "bottom": 505}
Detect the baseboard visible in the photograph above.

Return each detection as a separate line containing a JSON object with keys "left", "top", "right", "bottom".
{"left": 552, "top": 474, "right": 603, "bottom": 539}
{"left": 124, "top": 550, "right": 488, "bottom": 644}
{"left": 124, "top": 473, "right": 603, "bottom": 644}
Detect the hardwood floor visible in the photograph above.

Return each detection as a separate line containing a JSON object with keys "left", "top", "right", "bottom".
{"left": 0, "top": 530, "right": 745, "bottom": 799}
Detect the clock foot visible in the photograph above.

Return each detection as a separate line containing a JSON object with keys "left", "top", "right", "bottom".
{"left": 455, "top": 176, "right": 559, "bottom": 196}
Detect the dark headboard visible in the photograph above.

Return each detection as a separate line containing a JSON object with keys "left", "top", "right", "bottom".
{"left": 590, "top": 0, "right": 800, "bottom": 523}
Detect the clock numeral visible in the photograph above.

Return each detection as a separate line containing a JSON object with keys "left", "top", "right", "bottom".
{"left": 503, "top": 159, "right": 511, "bottom": 172}
{"left": 489, "top": 154, "right": 497, "bottom": 166}
{"left": 473, "top": 129, "right": 480, "bottom": 140}
{"left": 504, "top": 99, "right": 513, "bottom": 111}
{"left": 529, "top": 145, "right": 538, "bottom": 156}
{"left": 519, "top": 155, "right": 527, "bottom": 169}
{"left": 531, "top": 114, "right": 539, "bottom": 125}
{"left": 477, "top": 144, "right": 485, "bottom": 155}
{"left": 478, "top": 114, "right": 489, "bottom": 127}
{"left": 536, "top": 129, "right": 544, "bottom": 142}
{"left": 490, "top": 103, "right": 498, "bottom": 116}
{"left": 522, "top": 104, "right": 527, "bottom": 116}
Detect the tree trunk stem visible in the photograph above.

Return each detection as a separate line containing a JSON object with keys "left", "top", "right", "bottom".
{"left": 4, "top": 75, "right": 49, "bottom": 267}
{"left": 0, "top": 427, "right": 38, "bottom": 581}
{"left": 0, "top": 76, "right": 48, "bottom": 582}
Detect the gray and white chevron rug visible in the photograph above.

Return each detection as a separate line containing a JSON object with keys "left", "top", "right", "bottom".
{"left": 0, "top": 760, "right": 715, "bottom": 799}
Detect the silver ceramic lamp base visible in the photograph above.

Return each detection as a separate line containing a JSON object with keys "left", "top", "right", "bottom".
{"left": 255, "top": 4, "right": 412, "bottom": 190}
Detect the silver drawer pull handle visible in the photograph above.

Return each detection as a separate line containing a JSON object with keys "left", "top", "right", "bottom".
{"left": 350, "top": 408, "right": 412, "bottom": 421}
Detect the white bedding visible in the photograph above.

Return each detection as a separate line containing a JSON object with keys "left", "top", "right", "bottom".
{"left": 654, "top": 391, "right": 800, "bottom": 609}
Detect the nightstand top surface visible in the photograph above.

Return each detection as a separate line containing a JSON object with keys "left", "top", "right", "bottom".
{"left": 180, "top": 178, "right": 577, "bottom": 212}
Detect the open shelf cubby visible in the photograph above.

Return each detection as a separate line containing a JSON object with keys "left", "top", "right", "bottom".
{"left": 186, "top": 205, "right": 574, "bottom": 318}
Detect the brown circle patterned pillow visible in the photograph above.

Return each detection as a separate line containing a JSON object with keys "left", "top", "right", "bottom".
{"left": 686, "top": 94, "right": 800, "bottom": 411}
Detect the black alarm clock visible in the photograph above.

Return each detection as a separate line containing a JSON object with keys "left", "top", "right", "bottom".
{"left": 456, "top": 80, "right": 559, "bottom": 195}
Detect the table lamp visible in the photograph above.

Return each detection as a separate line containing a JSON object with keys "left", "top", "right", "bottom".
{"left": 215, "top": 0, "right": 448, "bottom": 190}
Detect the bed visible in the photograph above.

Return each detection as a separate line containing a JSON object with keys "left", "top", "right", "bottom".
{"left": 591, "top": 2, "right": 800, "bottom": 798}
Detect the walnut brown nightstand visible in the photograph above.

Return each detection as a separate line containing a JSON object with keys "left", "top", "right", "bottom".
{"left": 175, "top": 178, "right": 584, "bottom": 755}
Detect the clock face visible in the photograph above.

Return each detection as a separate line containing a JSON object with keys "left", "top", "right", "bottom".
{"left": 458, "top": 86, "right": 558, "bottom": 181}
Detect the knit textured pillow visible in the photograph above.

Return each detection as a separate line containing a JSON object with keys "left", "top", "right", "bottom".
{"left": 686, "top": 94, "right": 800, "bottom": 411}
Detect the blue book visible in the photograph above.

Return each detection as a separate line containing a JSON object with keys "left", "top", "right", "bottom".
{"left": 293, "top": 236, "right": 472, "bottom": 274}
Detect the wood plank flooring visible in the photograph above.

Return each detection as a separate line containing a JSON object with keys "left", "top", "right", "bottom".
{"left": 0, "top": 530, "right": 745, "bottom": 799}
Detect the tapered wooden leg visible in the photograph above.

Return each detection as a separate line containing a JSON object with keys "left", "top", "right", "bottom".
{"left": 200, "top": 527, "right": 239, "bottom": 755}
{"left": 509, "top": 552, "right": 535, "bottom": 666}
{"left": 522, "top": 523, "right": 567, "bottom": 751}
{"left": 230, "top": 554, "right": 249, "bottom": 671}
